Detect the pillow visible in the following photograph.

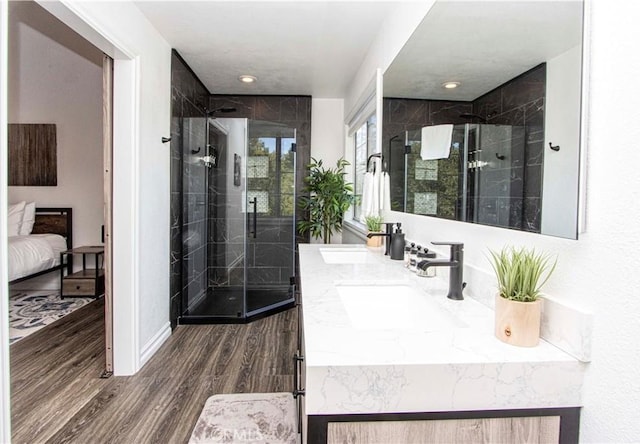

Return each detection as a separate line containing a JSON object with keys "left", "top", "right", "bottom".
{"left": 8, "top": 201, "right": 26, "bottom": 237}
{"left": 19, "top": 202, "right": 36, "bottom": 236}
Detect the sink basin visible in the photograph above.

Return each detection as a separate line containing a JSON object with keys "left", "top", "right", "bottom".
{"left": 320, "top": 247, "right": 368, "bottom": 264}
{"left": 336, "top": 285, "right": 467, "bottom": 331}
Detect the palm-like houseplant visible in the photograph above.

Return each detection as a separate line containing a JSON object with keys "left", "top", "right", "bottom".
{"left": 297, "top": 158, "right": 356, "bottom": 244}
{"left": 488, "top": 246, "right": 557, "bottom": 347}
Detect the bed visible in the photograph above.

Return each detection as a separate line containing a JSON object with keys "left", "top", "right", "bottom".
{"left": 8, "top": 207, "right": 73, "bottom": 283}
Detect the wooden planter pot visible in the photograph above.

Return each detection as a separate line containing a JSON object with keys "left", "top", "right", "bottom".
{"left": 494, "top": 294, "right": 542, "bottom": 347}
{"left": 366, "top": 232, "right": 383, "bottom": 247}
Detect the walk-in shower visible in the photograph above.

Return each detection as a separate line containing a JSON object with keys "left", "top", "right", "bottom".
{"left": 179, "top": 116, "right": 297, "bottom": 323}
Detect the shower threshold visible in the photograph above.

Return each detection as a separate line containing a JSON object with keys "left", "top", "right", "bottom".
{"left": 179, "top": 286, "right": 295, "bottom": 324}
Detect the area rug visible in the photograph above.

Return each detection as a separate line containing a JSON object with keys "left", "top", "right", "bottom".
{"left": 9, "top": 291, "right": 94, "bottom": 344}
{"left": 189, "top": 392, "right": 297, "bottom": 444}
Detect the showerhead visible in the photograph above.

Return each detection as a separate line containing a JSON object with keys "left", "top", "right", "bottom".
{"left": 207, "top": 106, "right": 237, "bottom": 116}
{"left": 459, "top": 113, "right": 488, "bottom": 124}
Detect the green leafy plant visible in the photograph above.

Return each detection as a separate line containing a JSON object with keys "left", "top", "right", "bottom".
{"left": 364, "top": 215, "right": 383, "bottom": 232}
{"left": 297, "top": 158, "right": 356, "bottom": 244}
{"left": 488, "top": 246, "right": 557, "bottom": 302}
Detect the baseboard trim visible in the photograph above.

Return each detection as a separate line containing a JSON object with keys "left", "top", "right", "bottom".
{"left": 140, "top": 322, "right": 171, "bottom": 368}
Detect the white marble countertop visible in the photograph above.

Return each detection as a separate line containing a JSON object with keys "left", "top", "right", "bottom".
{"left": 299, "top": 244, "right": 585, "bottom": 415}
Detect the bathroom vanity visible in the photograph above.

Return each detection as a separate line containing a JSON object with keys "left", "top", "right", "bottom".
{"left": 297, "top": 244, "right": 584, "bottom": 443}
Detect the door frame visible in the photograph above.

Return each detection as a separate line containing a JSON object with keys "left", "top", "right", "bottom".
{"left": 31, "top": 1, "right": 141, "bottom": 374}
{"left": 1, "top": 2, "right": 12, "bottom": 441}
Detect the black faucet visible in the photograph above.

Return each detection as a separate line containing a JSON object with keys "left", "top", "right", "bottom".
{"left": 366, "top": 222, "right": 395, "bottom": 255}
{"left": 417, "top": 242, "right": 465, "bottom": 300}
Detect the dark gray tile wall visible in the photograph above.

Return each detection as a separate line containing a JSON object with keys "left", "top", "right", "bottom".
{"left": 473, "top": 63, "right": 545, "bottom": 232}
{"left": 170, "top": 51, "right": 210, "bottom": 329}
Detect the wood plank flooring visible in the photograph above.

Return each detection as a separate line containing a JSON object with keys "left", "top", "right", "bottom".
{"left": 10, "top": 299, "right": 297, "bottom": 444}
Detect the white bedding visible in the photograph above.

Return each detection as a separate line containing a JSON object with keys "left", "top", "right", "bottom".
{"left": 8, "top": 234, "right": 68, "bottom": 282}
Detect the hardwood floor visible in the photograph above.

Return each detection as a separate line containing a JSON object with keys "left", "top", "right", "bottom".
{"left": 10, "top": 299, "right": 297, "bottom": 443}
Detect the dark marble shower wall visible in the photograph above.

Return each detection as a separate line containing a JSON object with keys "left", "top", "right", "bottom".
{"left": 382, "top": 63, "right": 546, "bottom": 232}
{"left": 170, "top": 50, "right": 210, "bottom": 329}
{"left": 473, "top": 63, "right": 546, "bottom": 232}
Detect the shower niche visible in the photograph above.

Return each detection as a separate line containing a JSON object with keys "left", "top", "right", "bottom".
{"left": 180, "top": 117, "right": 297, "bottom": 322}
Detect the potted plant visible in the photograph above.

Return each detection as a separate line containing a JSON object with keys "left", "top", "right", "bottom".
{"left": 364, "top": 215, "right": 384, "bottom": 247}
{"left": 297, "top": 158, "right": 356, "bottom": 244}
{"left": 488, "top": 246, "right": 557, "bottom": 347}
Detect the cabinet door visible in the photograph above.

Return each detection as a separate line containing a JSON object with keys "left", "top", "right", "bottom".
{"left": 327, "top": 416, "right": 560, "bottom": 444}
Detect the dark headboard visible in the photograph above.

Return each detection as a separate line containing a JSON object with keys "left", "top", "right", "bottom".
{"left": 33, "top": 207, "right": 73, "bottom": 250}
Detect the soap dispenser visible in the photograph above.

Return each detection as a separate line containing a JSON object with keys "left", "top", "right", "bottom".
{"left": 390, "top": 223, "right": 405, "bottom": 260}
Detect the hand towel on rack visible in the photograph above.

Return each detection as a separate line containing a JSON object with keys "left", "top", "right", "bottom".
{"left": 421, "top": 124, "right": 453, "bottom": 160}
{"left": 380, "top": 172, "right": 391, "bottom": 212}
{"left": 360, "top": 159, "right": 381, "bottom": 223}
{"left": 360, "top": 171, "right": 374, "bottom": 223}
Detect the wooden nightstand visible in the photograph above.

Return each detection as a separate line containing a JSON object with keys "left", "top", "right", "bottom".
{"left": 60, "top": 246, "right": 105, "bottom": 299}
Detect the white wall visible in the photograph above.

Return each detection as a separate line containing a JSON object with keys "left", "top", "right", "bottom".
{"left": 542, "top": 45, "right": 582, "bottom": 239}
{"left": 311, "top": 98, "right": 344, "bottom": 167}
{"left": 344, "top": 0, "right": 640, "bottom": 441}
{"left": 310, "top": 98, "right": 345, "bottom": 244}
{"left": 8, "top": 1, "right": 103, "bottom": 253}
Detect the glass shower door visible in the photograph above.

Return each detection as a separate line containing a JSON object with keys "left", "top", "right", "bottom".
{"left": 245, "top": 120, "right": 297, "bottom": 316}
{"left": 180, "top": 118, "right": 297, "bottom": 322}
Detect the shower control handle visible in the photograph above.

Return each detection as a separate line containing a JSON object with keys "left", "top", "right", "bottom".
{"left": 249, "top": 198, "right": 257, "bottom": 239}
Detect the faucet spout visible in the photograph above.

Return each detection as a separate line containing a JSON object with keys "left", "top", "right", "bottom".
{"left": 417, "top": 259, "right": 457, "bottom": 269}
{"left": 366, "top": 222, "right": 396, "bottom": 256}
{"left": 366, "top": 233, "right": 389, "bottom": 238}
{"left": 420, "top": 242, "right": 465, "bottom": 301}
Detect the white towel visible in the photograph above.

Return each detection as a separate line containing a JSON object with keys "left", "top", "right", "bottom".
{"left": 380, "top": 172, "right": 391, "bottom": 212}
{"left": 421, "top": 124, "right": 453, "bottom": 160}
{"left": 360, "top": 171, "right": 375, "bottom": 223}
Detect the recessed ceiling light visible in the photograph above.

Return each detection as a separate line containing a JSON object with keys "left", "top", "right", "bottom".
{"left": 238, "top": 75, "right": 257, "bottom": 84}
{"left": 442, "top": 81, "right": 461, "bottom": 89}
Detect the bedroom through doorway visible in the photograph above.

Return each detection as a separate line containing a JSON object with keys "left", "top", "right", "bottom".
{"left": 6, "top": 1, "right": 113, "bottom": 373}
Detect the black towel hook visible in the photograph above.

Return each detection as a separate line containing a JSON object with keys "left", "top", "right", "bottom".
{"left": 549, "top": 142, "right": 560, "bottom": 152}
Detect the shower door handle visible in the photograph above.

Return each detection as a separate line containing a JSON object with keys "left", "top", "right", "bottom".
{"left": 249, "top": 197, "right": 257, "bottom": 239}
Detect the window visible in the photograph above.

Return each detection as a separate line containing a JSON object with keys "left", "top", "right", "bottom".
{"left": 353, "top": 114, "right": 376, "bottom": 222}
{"left": 247, "top": 136, "right": 296, "bottom": 216}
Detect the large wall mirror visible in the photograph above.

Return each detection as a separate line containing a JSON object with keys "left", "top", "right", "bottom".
{"left": 382, "top": 1, "right": 584, "bottom": 239}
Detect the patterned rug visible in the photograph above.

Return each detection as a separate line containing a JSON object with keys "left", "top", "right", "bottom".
{"left": 189, "top": 392, "right": 298, "bottom": 444}
{"left": 9, "top": 291, "right": 95, "bottom": 344}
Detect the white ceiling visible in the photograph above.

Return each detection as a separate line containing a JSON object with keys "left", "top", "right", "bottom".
{"left": 134, "top": 1, "right": 399, "bottom": 97}
{"left": 135, "top": 1, "right": 584, "bottom": 100}
{"left": 384, "top": 1, "right": 584, "bottom": 101}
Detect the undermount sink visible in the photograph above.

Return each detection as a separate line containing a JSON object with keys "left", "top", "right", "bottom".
{"left": 320, "top": 247, "right": 368, "bottom": 264}
{"left": 336, "top": 285, "right": 467, "bottom": 331}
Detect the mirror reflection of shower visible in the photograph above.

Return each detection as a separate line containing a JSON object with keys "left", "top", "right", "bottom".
{"left": 392, "top": 122, "right": 534, "bottom": 232}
